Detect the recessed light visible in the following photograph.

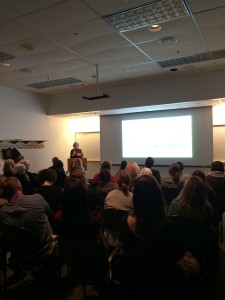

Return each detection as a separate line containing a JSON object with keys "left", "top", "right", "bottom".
{"left": 170, "top": 68, "right": 178, "bottom": 72}
{"left": 149, "top": 24, "right": 161, "bottom": 32}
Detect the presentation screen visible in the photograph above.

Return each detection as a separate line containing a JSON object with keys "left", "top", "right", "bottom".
{"left": 122, "top": 116, "right": 192, "bottom": 158}
{"left": 100, "top": 107, "right": 213, "bottom": 166}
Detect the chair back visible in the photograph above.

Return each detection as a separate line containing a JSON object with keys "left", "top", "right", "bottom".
{"left": 101, "top": 209, "right": 127, "bottom": 232}
{"left": 59, "top": 235, "right": 108, "bottom": 279}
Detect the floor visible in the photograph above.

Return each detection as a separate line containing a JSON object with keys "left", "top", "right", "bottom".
{"left": 1, "top": 215, "right": 225, "bottom": 300}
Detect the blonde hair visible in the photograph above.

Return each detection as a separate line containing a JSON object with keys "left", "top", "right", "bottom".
{"left": 125, "top": 161, "right": 140, "bottom": 182}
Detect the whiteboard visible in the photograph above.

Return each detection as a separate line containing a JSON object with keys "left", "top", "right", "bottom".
{"left": 213, "top": 126, "right": 225, "bottom": 162}
{"left": 75, "top": 132, "right": 100, "bottom": 161}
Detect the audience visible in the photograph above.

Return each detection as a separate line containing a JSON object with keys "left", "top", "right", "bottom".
{"left": 49, "top": 159, "right": 67, "bottom": 188}
{"left": 18, "top": 158, "right": 39, "bottom": 188}
{"left": 92, "top": 160, "right": 117, "bottom": 187}
{"left": 69, "top": 158, "right": 85, "bottom": 175}
{"left": 161, "top": 163, "right": 184, "bottom": 190}
{"left": 96, "top": 168, "right": 118, "bottom": 207}
{"left": 14, "top": 163, "right": 34, "bottom": 195}
{"left": 3, "top": 159, "right": 15, "bottom": 177}
{"left": 176, "top": 161, "right": 190, "bottom": 182}
{"left": 125, "top": 161, "right": 140, "bottom": 190}
{"left": 144, "top": 156, "right": 161, "bottom": 183}
{"left": 168, "top": 175, "right": 213, "bottom": 225}
{"left": 205, "top": 161, "right": 225, "bottom": 214}
{"left": 0, "top": 177, "right": 57, "bottom": 273}
{"left": 35, "top": 168, "right": 63, "bottom": 233}
{"left": 116, "top": 174, "right": 186, "bottom": 299}
{"left": 104, "top": 170, "right": 133, "bottom": 212}
{"left": 116, "top": 160, "right": 127, "bottom": 176}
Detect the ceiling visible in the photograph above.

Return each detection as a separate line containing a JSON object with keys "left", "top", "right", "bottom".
{"left": 0, "top": 0, "right": 225, "bottom": 106}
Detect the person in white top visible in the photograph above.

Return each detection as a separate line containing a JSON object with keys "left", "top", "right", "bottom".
{"left": 104, "top": 170, "right": 133, "bottom": 212}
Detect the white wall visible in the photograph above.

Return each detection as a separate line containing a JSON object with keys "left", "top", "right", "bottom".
{"left": 48, "top": 70, "right": 225, "bottom": 115}
{"left": 0, "top": 86, "right": 74, "bottom": 174}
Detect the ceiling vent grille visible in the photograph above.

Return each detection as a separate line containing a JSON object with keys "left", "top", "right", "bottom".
{"left": 0, "top": 51, "right": 16, "bottom": 62}
{"left": 158, "top": 52, "right": 212, "bottom": 68}
{"left": 28, "top": 77, "right": 82, "bottom": 89}
{"left": 104, "top": 0, "right": 190, "bottom": 33}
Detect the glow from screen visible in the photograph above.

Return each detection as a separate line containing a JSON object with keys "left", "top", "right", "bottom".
{"left": 122, "top": 115, "right": 192, "bottom": 158}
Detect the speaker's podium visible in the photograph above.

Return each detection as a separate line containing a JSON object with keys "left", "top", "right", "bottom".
{"left": 67, "top": 157, "right": 87, "bottom": 172}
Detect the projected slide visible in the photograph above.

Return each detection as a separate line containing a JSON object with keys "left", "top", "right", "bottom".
{"left": 122, "top": 115, "right": 192, "bottom": 158}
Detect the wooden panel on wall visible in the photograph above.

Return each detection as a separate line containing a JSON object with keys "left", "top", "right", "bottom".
{"left": 75, "top": 132, "right": 100, "bottom": 161}
{"left": 213, "top": 126, "right": 225, "bottom": 162}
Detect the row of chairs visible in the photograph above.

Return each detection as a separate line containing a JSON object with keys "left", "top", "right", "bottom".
{"left": 0, "top": 210, "right": 221, "bottom": 300}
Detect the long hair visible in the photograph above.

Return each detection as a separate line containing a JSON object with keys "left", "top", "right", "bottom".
{"left": 116, "top": 170, "right": 131, "bottom": 196}
{"left": 175, "top": 175, "right": 212, "bottom": 219}
{"left": 132, "top": 175, "right": 166, "bottom": 240}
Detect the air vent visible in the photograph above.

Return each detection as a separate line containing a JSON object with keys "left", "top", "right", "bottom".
{"left": 158, "top": 52, "right": 212, "bottom": 68}
{"left": 28, "top": 77, "right": 82, "bottom": 89}
{"left": 0, "top": 51, "right": 16, "bottom": 62}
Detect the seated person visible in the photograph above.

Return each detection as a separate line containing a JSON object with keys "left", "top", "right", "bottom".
{"left": 96, "top": 168, "right": 118, "bottom": 207}
{"left": 92, "top": 160, "right": 117, "bottom": 187}
{"left": 160, "top": 163, "right": 184, "bottom": 190}
{"left": 145, "top": 156, "right": 161, "bottom": 184}
{"left": 0, "top": 177, "right": 57, "bottom": 271}
{"left": 70, "top": 142, "right": 84, "bottom": 158}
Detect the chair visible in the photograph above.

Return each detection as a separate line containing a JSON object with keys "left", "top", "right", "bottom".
{"left": 58, "top": 234, "right": 109, "bottom": 299}
{"left": 101, "top": 209, "right": 127, "bottom": 247}
{"left": 0, "top": 226, "right": 59, "bottom": 298}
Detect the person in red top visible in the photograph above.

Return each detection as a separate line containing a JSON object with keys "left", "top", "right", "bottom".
{"left": 92, "top": 160, "right": 117, "bottom": 187}
{"left": 70, "top": 142, "right": 84, "bottom": 158}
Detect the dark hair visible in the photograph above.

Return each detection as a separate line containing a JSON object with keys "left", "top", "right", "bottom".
{"left": 192, "top": 169, "right": 206, "bottom": 182}
{"left": 101, "top": 160, "right": 112, "bottom": 170}
{"left": 132, "top": 175, "right": 166, "bottom": 240}
{"left": 120, "top": 160, "right": 127, "bottom": 170}
{"left": 211, "top": 161, "right": 224, "bottom": 172}
{"left": 38, "top": 168, "right": 57, "bottom": 185}
{"left": 53, "top": 159, "right": 64, "bottom": 168}
{"left": 145, "top": 157, "right": 154, "bottom": 168}
{"left": 64, "top": 169, "right": 87, "bottom": 190}
{"left": 176, "top": 161, "right": 184, "bottom": 173}
{"left": 168, "top": 163, "right": 181, "bottom": 183}
{"left": 99, "top": 168, "right": 111, "bottom": 184}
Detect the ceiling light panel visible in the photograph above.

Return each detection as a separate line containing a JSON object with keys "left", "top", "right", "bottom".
{"left": 103, "top": 0, "right": 190, "bottom": 33}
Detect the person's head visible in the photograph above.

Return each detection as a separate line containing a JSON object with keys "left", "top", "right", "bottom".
{"left": 3, "top": 177, "right": 22, "bottom": 200}
{"left": 52, "top": 157, "right": 59, "bottom": 164}
{"left": 3, "top": 159, "right": 15, "bottom": 173}
{"left": 139, "top": 167, "right": 152, "bottom": 176}
{"left": 145, "top": 157, "right": 154, "bottom": 169}
{"left": 14, "top": 163, "right": 26, "bottom": 176}
{"left": 18, "top": 159, "right": 30, "bottom": 171}
{"left": 37, "top": 168, "right": 57, "bottom": 185}
{"left": 168, "top": 163, "right": 181, "bottom": 183}
{"left": 99, "top": 168, "right": 111, "bottom": 184}
{"left": 192, "top": 169, "right": 206, "bottom": 183}
{"left": 176, "top": 161, "right": 184, "bottom": 173}
{"left": 132, "top": 174, "right": 166, "bottom": 239}
{"left": 73, "top": 142, "right": 79, "bottom": 149}
{"left": 101, "top": 160, "right": 112, "bottom": 170}
{"left": 125, "top": 161, "right": 140, "bottom": 181}
{"left": 53, "top": 159, "right": 64, "bottom": 169}
{"left": 116, "top": 170, "right": 131, "bottom": 196}
{"left": 70, "top": 158, "right": 84, "bottom": 174}
{"left": 64, "top": 169, "right": 88, "bottom": 190}
{"left": 211, "top": 161, "right": 224, "bottom": 172}
{"left": 176, "top": 175, "right": 210, "bottom": 218}
{"left": 120, "top": 160, "right": 127, "bottom": 170}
